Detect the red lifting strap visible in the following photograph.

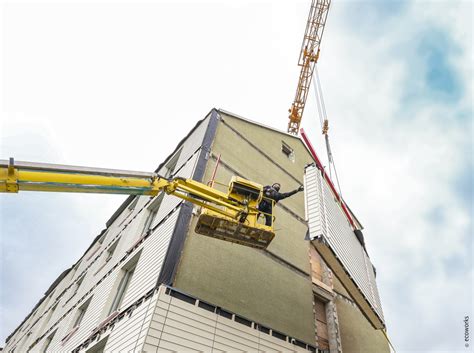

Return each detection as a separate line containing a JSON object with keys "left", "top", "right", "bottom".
{"left": 300, "top": 128, "right": 356, "bottom": 229}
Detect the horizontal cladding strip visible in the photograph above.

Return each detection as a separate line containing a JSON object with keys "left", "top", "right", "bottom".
{"left": 72, "top": 287, "right": 158, "bottom": 353}
{"left": 156, "top": 286, "right": 318, "bottom": 352}
{"left": 210, "top": 153, "right": 306, "bottom": 224}
{"left": 106, "top": 313, "right": 152, "bottom": 352}
{"left": 89, "top": 313, "right": 145, "bottom": 345}
{"left": 164, "top": 307, "right": 258, "bottom": 343}
{"left": 220, "top": 118, "right": 302, "bottom": 185}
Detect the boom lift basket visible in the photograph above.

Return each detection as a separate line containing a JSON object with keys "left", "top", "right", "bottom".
{"left": 195, "top": 177, "right": 275, "bottom": 249}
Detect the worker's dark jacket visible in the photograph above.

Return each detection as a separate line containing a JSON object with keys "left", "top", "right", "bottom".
{"left": 258, "top": 186, "right": 299, "bottom": 214}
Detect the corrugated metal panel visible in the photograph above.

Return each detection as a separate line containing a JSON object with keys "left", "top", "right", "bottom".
{"left": 142, "top": 286, "right": 315, "bottom": 352}
{"left": 304, "top": 164, "right": 385, "bottom": 329}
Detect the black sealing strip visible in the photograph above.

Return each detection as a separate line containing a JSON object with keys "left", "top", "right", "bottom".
{"left": 156, "top": 202, "right": 193, "bottom": 285}
{"left": 164, "top": 285, "right": 317, "bottom": 352}
{"left": 157, "top": 109, "right": 219, "bottom": 286}
{"left": 220, "top": 119, "right": 301, "bottom": 185}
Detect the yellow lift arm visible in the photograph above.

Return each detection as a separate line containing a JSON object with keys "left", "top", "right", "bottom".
{"left": 0, "top": 158, "right": 274, "bottom": 249}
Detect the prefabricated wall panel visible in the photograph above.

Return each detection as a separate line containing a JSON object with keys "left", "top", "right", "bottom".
{"left": 3, "top": 115, "right": 213, "bottom": 353}
{"left": 173, "top": 112, "right": 318, "bottom": 344}
{"left": 304, "top": 164, "right": 385, "bottom": 329}
{"left": 142, "top": 285, "right": 316, "bottom": 352}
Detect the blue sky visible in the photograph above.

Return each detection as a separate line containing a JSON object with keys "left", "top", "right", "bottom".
{"left": 1, "top": 0, "right": 472, "bottom": 351}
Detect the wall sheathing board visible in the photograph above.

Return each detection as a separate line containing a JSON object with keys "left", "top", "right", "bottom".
{"left": 174, "top": 112, "right": 317, "bottom": 344}
{"left": 304, "top": 164, "right": 385, "bottom": 329}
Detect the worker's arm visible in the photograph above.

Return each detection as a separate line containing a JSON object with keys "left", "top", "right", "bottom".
{"left": 273, "top": 185, "right": 303, "bottom": 201}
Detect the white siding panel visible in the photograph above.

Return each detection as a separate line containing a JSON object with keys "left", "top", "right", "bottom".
{"left": 120, "top": 210, "right": 178, "bottom": 310}
{"left": 105, "top": 297, "right": 157, "bottom": 353}
{"left": 304, "top": 165, "right": 385, "bottom": 325}
{"left": 143, "top": 286, "right": 315, "bottom": 353}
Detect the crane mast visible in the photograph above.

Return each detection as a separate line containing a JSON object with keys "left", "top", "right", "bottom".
{"left": 288, "top": 0, "right": 330, "bottom": 135}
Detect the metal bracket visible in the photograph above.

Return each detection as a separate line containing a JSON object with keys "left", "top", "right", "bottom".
{"left": 6, "top": 157, "right": 19, "bottom": 193}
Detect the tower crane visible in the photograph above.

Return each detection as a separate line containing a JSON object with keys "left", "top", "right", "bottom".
{"left": 288, "top": 0, "right": 331, "bottom": 135}
{"left": 0, "top": 158, "right": 275, "bottom": 249}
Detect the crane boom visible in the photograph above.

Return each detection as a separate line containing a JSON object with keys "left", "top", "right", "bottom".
{"left": 1, "top": 158, "right": 275, "bottom": 249}
{"left": 288, "top": 0, "right": 330, "bottom": 135}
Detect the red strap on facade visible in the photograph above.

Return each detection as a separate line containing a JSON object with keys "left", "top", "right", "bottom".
{"left": 300, "top": 128, "right": 356, "bottom": 229}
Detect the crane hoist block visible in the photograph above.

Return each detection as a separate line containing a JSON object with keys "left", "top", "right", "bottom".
{"left": 195, "top": 177, "right": 275, "bottom": 249}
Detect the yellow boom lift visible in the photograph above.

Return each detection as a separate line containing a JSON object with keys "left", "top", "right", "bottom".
{"left": 0, "top": 158, "right": 274, "bottom": 249}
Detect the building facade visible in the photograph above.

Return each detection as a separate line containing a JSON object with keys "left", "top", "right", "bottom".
{"left": 4, "top": 109, "right": 389, "bottom": 353}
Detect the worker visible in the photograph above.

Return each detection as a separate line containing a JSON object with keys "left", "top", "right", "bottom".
{"left": 259, "top": 183, "right": 304, "bottom": 226}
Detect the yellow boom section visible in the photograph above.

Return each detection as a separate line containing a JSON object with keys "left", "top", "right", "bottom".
{"left": 1, "top": 158, "right": 275, "bottom": 249}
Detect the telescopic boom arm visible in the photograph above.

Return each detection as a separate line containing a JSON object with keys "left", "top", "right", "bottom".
{"left": 0, "top": 158, "right": 275, "bottom": 249}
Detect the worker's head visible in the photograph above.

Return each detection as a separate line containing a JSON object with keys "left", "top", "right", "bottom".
{"left": 272, "top": 183, "right": 281, "bottom": 192}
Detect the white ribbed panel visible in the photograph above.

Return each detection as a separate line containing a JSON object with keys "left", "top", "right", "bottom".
{"left": 142, "top": 287, "right": 313, "bottom": 353}
{"left": 304, "top": 165, "right": 384, "bottom": 324}
{"left": 100, "top": 293, "right": 159, "bottom": 353}
{"left": 120, "top": 210, "right": 179, "bottom": 310}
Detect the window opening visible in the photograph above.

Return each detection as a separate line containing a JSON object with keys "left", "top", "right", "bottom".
{"left": 42, "top": 329, "right": 57, "bottom": 353}
{"left": 314, "top": 296, "right": 329, "bottom": 350}
{"left": 85, "top": 336, "right": 108, "bottom": 353}
{"left": 281, "top": 141, "right": 295, "bottom": 161}
{"left": 97, "top": 232, "right": 107, "bottom": 245}
{"left": 142, "top": 194, "right": 164, "bottom": 235}
{"left": 104, "top": 240, "right": 119, "bottom": 263}
{"left": 127, "top": 196, "right": 139, "bottom": 210}
{"left": 164, "top": 147, "right": 182, "bottom": 178}
{"left": 108, "top": 253, "right": 140, "bottom": 315}
{"left": 73, "top": 297, "right": 92, "bottom": 328}
{"left": 72, "top": 275, "right": 85, "bottom": 297}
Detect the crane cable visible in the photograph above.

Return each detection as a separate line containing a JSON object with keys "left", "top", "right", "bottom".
{"left": 313, "top": 66, "right": 398, "bottom": 353}
{"left": 312, "top": 65, "right": 344, "bottom": 201}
